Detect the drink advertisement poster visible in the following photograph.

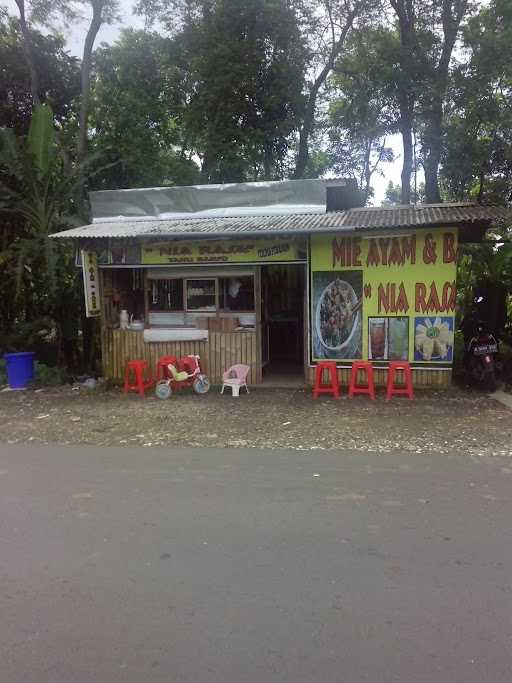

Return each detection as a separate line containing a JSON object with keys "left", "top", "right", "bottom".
{"left": 310, "top": 228, "right": 458, "bottom": 364}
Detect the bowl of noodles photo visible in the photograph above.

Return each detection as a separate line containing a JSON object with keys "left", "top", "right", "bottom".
{"left": 315, "top": 278, "right": 361, "bottom": 353}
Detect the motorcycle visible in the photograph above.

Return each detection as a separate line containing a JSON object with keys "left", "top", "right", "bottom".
{"left": 465, "top": 323, "right": 500, "bottom": 392}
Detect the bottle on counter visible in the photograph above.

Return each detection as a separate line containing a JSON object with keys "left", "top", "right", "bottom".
{"left": 119, "top": 309, "right": 129, "bottom": 330}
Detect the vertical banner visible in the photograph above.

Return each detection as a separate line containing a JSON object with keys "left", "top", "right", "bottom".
{"left": 310, "top": 228, "right": 458, "bottom": 364}
{"left": 81, "top": 250, "right": 101, "bottom": 318}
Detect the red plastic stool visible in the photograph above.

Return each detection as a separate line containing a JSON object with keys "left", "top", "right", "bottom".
{"left": 348, "top": 361, "right": 375, "bottom": 399}
{"left": 156, "top": 355, "right": 178, "bottom": 381}
{"left": 312, "top": 361, "right": 340, "bottom": 399}
{"left": 386, "top": 361, "right": 414, "bottom": 400}
{"left": 123, "top": 360, "right": 154, "bottom": 397}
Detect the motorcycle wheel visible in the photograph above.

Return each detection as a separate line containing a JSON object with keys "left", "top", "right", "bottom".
{"left": 155, "top": 380, "right": 172, "bottom": 400}
{"left": 193, "top": 375, "right": 210, "bottom": 394}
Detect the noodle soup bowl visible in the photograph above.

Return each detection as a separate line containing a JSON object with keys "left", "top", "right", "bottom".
{"left": 315, "top": 279, "right": 360, "bottom": 356}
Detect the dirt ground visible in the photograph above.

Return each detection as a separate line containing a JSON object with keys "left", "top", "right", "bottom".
{"left": 0, "top": 383, "right": 511, "bottom": 457}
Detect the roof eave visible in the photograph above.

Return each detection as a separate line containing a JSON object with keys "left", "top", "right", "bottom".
{"left": 54, "top": 219, "right": 495, "bottom": 242}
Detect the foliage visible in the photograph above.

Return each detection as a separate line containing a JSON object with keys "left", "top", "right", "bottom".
{"left": 382, "top": 181, "right": 425, "bottom": 205}
{"left": 457, "top": 241, "right": 512, "bottom": 305}
{"left": 291, "top": 0, "right": 382, "bottom": 180}
{"left": 441, "top": 0, "right": 512, "bottom": 203}
{"left": 0, "top": 16, "right": 80, "bottom": 134}
{"left": 176, "top": 0, "right": 308, "bottom": 182}
{"left": 387, "top": 0, "right": 474, "bottom": 202}
{"left": 32, "top": 360, "right": 67, "bottom": 386}
{"left": 327, "top": 28, "right": 397, "bottom": 203}
{"left": 0, "top": 105, "right": 82, "bottom": 362}
{"left": 19, "top": 0, "right": 119, "bottom": 27}
{"left": 89, "top": 29, "right": 200, "bottom": 189}
{"left": 1, "top": 0, "right": 512, "bottom": 375}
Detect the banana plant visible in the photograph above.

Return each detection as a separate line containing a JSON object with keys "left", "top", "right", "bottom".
{"left": 0, "top": 104, "right": 86, "bottom": 294}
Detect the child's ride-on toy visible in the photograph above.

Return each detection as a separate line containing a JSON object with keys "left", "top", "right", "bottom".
{"left": 155, "top": 355, "right": 210, "bottom": 399}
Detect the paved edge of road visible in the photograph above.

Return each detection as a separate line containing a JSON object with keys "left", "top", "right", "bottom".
{"left": 491, "top": 390, "right": 512, "bottom": 411}
{"left": 1, "top": 442, "right": 509, "bottom": 462}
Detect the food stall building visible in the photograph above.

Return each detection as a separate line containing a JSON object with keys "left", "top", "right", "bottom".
{"left": 52, "top": 179, "right": 499, "bottom": 388}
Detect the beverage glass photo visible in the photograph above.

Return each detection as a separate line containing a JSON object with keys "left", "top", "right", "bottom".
{"left": 369, "top": 318, "right": 386, "bottom": 359}
{"left": 389, "top": 317, "right": 409, "bottom": 360}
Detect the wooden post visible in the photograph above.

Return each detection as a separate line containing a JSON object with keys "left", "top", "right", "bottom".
{"left": 303, "top": 262, "right": 310, "bottom": 385}
{"left": 254, "top": 266, "right": 262, "bottom": 383}
{"left": 143, "top": 269, "right": 149, "bottom": 326}
{"left": 99, "top": 269, "right": 108, "bottom": 378}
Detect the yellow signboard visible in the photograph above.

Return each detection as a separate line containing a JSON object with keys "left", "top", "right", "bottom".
{"left": 142, "top": 237, "right": 307, "bottom": 265}
{"left": 81, "top": 250, "right": 101, "bottom": 318}
{"left": 310, "top": 228, "right": 458, "bottom": 364}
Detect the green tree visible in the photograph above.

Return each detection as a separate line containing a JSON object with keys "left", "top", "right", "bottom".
{"left": 292, "top": 0, "right": 381, "bottom": 179}
{"left": 390, "top": 0, "right": 473, "bottom": 203}
{"left": 136, "top": 0, "right": 308, "bottom": 183}
{"left": 0, "top": 105, "right": 83, "bottom": 360}
{"left": 382, "top": 180, "right": 425, "bottom": 205}
{"left": 0, "top": 16, "right": 80, "bottom": 134}
{"left": 10, "top": 0, "right": 119, "bottom": 168}
{"left": 195, "top": 0, "right": 307, "bottom": 182}
{"left": 416, "top": 0, "right": 471, "bottom": 203}
{"left": 441, "top": 0, "right": 512, "bottom": 204}
{"left": 327, "top": 28, "right": 396, "bottom": 203}
{"left": 89, "top": 29, "right": 200, "bottom": 189}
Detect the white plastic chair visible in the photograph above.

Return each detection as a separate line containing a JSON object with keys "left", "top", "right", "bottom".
{"left": 221, "top": 364, "right": 250, "bottom": 397}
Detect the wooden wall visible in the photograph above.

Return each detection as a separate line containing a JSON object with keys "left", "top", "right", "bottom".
{"left": 305, "top": 366, "right": 452, "bottom": 388}
{"left": 101, "top": 328, "right": 260, "bottom": 385}
{"left": 101, "top": 328, "right": 451, "bottom": 388}
{"left": 100, "top": 270, "right": 452, "bottom": 389}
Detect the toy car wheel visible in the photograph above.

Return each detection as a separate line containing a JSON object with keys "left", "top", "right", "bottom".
{"left": 193, "top": 375, "right": 210, "bottom": 394}
{"left": 155, "top": 380, "right": 172, "bottom": 400}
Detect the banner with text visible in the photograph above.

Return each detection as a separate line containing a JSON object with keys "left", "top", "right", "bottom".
{"left": 142, "top": 236, "right": 307, "bottom": 265}
{"left": 310, "top": 228, "right": 458, "bottom": 364}
{"left": 81, "top": 250, "right": 101, "bottom": 318}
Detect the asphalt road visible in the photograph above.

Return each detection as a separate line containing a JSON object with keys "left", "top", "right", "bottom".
{"left": 1, "top": 445, "right": 511, "bottom": 683}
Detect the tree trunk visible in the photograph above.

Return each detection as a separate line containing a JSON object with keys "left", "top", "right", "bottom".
{"left": 362, "top": 141, "right": 372, "bottom": 204}
{"left": 263, "top": 144, "right": 273, "bottom": 181}
{"left": 399, "top": 97, "right": 414, "bottom": 205}
{"left": 78, "top": 1, "right": 104, "bottom": 165}
{"left": 423, "top": 119, "right": 443, "bottom": 203}
{"left": 293, "top": 96, "right": 316, "bottom": 179}
{"left": 421, "top": 70, "right": 446, "bottom": 203}
{"left": 390, "top": 0, "right": 416, "bottom": 204}
{"left": 420, "top": 0, "right": 469, "bottom": 204}
{"left": 14, "top": 0, "right": 41, "bottom": 106}
{"left": 200, "top": 149, "right": 213, "bottom": 183}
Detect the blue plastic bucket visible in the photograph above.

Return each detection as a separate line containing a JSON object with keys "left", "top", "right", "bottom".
{"left": 4, "top": 352, "right": 36, "bottom": 389}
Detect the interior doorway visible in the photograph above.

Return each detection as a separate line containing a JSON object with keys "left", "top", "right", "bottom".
{"left": 261, "top": 264, "right": 306, "bottom": 383}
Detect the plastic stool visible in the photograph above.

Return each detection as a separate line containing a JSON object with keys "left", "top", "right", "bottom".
{"left": 386, "top": 361, "right": 414, "bottom": 400}
{"left": 156, "top": 355, "right": 178, "bottom": 381}
{"left": 348, "top": 361, "right": 375, "bottom": 399}
{"left": 312, "top": 361, "right": 340, "bottom": 399}
{"left": 123, "top": 360, "right": 154, "bottom": 397}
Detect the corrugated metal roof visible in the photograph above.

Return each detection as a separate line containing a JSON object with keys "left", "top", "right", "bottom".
{"left": 89, "top": 178, "right": 328, "bottom": 221}
{"left": 50, "top": 203, "right": 504, "bottom": 240}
